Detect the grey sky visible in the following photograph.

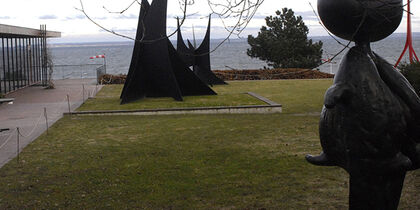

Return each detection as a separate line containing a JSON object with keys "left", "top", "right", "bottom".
{"left": 0, "top": 0, "right": 418, "bottom": 43}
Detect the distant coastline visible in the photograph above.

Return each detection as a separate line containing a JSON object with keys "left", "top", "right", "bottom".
{"left": 50, "top": 34, "right": 420, "bottom": 79}
{"left": 49, "top": 32, "right": 420, "bottom": 46}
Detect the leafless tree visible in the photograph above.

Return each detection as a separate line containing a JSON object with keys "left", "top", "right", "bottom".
{"left": 45, "top": 47, "right": 55, "bottom": 89}
{"left": 77, "top": 0, "right": 410, "bottom": 72}
{"left": 76, "top": 0, "right": 265, "bottom": 52}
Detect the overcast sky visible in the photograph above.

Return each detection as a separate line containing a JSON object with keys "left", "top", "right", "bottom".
{"left": 0, "top": 0, "right": 419, "bottom": 43}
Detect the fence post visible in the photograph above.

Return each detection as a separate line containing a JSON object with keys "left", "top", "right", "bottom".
{"left": 16, "top": 127, "right": 20, "bottom": 163}
{"left": 44, "top": 107, "right": 48, "bottom": 134}
{"left": 67, "top": 94, "right": 71, "bottom": 114}
{"left": 82, "top": 84, "right": 85, "bottom": 102}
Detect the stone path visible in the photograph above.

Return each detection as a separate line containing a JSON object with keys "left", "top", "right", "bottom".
{"left": 0, "top": 79, "right": 101, "bottom": 168}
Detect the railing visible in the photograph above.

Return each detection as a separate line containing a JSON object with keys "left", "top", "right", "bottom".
{"left": 53, "top": 64, "right": 104, "bottom": 83}
{"left": 0, "top": 37, "right": 46, "bottom": 95}
{"left": 96, "top": 64, "right": 106, "bottom": 84}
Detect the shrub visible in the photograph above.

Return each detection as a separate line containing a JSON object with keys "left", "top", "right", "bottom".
{"left": 399, "top": 61, "right": 420, "bottom": 95}
{"left": 247, "top": 8, "right": 323, "bottom": 69}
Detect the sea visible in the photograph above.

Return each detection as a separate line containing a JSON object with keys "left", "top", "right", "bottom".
{"left": 49, "top": 33, "right": 420, "bottom": 80}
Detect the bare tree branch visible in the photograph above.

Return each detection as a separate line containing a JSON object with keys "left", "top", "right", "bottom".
{"left": 75, "top": 0, "right": 135, "bottom": 40}
{"left": 76, "top": 0, "right": 264, "bottom": 50}
{"left": 309, "top": 0, "right": 398, "bottom": 69}
{"left": 103, "top": 0, "right": 140, "bottom": 14}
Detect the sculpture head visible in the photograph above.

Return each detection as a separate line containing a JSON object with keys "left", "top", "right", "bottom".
{"left": 318, "top": 0, "right": 403, "bottom": 43}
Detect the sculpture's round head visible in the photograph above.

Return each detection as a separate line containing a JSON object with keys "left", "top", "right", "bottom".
{"left": 318, "top": 0, "right": 403, "bottom": 43}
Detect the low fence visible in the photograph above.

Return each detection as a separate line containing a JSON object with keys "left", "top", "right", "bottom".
{"left": 52, "top": 64, "right": 105, "bottom": 84}
{"left": 96, "top": 65, "right": 106, "bottom": 84}
{"left": 0, "top": 82, "right": 99, "bottom": 168}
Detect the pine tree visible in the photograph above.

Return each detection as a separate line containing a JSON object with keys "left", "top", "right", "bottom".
{"left": 247, "top": 8, "right": 323, "bottom": 69}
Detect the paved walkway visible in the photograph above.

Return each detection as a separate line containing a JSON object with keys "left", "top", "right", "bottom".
{"left": 0, "top": 79, "right": 101, "bottom": 168}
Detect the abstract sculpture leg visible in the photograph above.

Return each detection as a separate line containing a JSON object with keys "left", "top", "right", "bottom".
{"left": 305, "top": 0, "right": 420, "bottom": 209}
{"left": 168, "top": 41, "right": 216, "bottom": 96}
{"left": 176, "top": 16, "right": 226, "bottom": 85}
{"left": 193, "top": 16, "right": 226, "bottom": 85}
{"left": 176, "top": 18, "right": 194, "bottom": 67}
{"left": 120, "top": 0, "right": 182, "bottom": 104}
{"left": 120, "top": 0, "right": 149, "bottom": 99}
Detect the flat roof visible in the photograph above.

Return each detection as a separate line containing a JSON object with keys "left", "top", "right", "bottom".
{"left": 0, "top": 24, "right": 61, "bottom": 38}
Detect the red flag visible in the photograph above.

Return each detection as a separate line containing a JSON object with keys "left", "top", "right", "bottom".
{"left": 90, "top": 55, "right": 105, "bottom": 59}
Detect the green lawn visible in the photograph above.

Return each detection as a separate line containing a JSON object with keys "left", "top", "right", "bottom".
{"left": 1, "top": 115, "right": 344, "bottom": 209}
{"left": 0, "top": 79, "right": 418, "bottom": 209}
{"left": 79, "top": 84, "right": 265, "bottom": 111}
{"left": 79, "top": 79, "right": 332, "bottom": 114}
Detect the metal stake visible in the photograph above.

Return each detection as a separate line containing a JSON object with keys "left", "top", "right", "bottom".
{"left": 44, "top": 107, "right": 48, "bottom": 134}
{"left": 16, "top": 127, "right": 20, "bottom": 163}
{"left": 67, "top": 94, "right": 71, "bottom": 114}
{"left": 82, "top": 84, "right": 85, "bottom": 102}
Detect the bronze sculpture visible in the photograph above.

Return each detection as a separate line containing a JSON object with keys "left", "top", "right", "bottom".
{"left": 306, "top": 0, "right": 420, "bottom": 209}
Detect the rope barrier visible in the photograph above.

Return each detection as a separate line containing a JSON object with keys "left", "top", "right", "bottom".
{"left": 17, "top": 112, "right": 43, "bottom": 138}
{"left": 40, "top": 84, "right": 90, "bottom": 119}
{"left": 0, "top": 130, "right": 13, "bottom": 145}
{"left": 0, "top": 129, "right": 16, "bottom": 150}
{"left": 16, "top": 93, "right": 79, "bottom": 139}
{"left": 15, "top": 87, "right": 86, "bottom": 140}
{"left": 0, "top": 82, "right": 100, "bottom": 165}
{"left": 46, "top": 96, "right": 70, "bottom": 116}
{"left": 0, "top": 132, "right": 12, "bottom": 137}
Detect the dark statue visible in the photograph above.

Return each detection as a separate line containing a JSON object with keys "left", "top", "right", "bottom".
{"left": 176, "top": 17, "right": 227, "bottom": 85}
{"left": 176, "top": 18, "right": 195, "bottom": 68}
{"left": 120, "top": 0, "right": 149, "bottom": 101}
{"left": 120, "top": 0, "right": 216, "bottom": 104}
{"left": 305, "top": 0, "right": 420, "bottom": 209}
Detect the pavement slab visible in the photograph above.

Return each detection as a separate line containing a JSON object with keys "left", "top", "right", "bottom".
{"left": 0, "top": 79, "right": 101, "bottom": 168}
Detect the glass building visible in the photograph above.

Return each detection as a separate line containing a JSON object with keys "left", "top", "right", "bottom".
{"left": 0, "top": 24, "right": 60, "bottom": 95}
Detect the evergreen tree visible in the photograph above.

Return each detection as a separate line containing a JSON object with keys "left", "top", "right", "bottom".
{"left": 247, "top": 8, "right": 323, "bottom": 69}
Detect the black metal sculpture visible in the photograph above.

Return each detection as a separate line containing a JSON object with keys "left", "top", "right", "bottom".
{"left": 120, "top": 0, "right": 149, "bottom": 100}
{"left": 176, "top": 17, "right": 227, "bottom": 85}
{"left": 305, "top": 0, "right": 420, "bottom": 209}
{"left": 176, "top": 18, "right": 194, "bottom": 67}
{"left": 120, "top": 0, "right": 216, "bottom": 104}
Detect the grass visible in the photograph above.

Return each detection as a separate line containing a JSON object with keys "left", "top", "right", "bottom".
{"left": 78, "top": 79, "right": 332, "bottom": 114}
{"left": 0, "top": 114, "right": 418, "bottom": 209}
{"left": 208, "top": 80, "right": 332, "bottom": 114}
{"left": 79, "top": 84, "right": 265, "bottom": 111}
{"left": 0, "top": 79, "right": 418, "bottom": 209}
{"left": 0, "top": 114, "right": 345, "bottom": 209}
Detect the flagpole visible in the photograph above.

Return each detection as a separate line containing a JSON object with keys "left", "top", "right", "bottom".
{"left": 103, "top": 53, "right": 107, "bottom": 74}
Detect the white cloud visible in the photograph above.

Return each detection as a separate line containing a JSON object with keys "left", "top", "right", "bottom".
{"left": 64, "top": 15, "right": 87, "bottom": 20}
{"left": 0, "top": 0, "right": 418, "bottom": 43}
{"left": 39, "top": 15, "right": 58, "bottom": 20}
